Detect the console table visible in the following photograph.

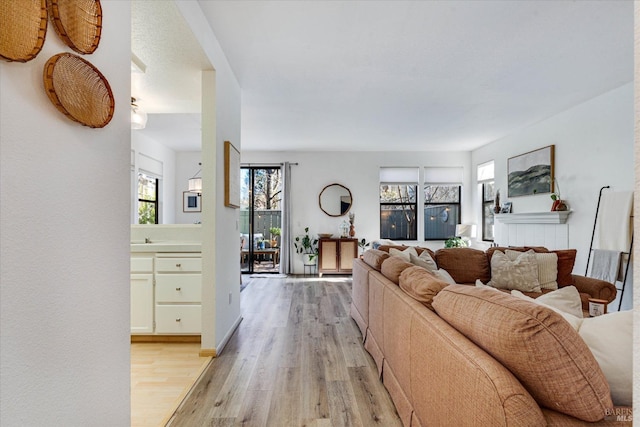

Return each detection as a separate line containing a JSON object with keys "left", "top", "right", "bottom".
{"left": 318, "top": 238, "right": 358, "bottom": 277}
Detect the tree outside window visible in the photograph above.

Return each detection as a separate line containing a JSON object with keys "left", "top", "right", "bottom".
{"left": 138, "top": 172, "right": 158, "bottom": 224}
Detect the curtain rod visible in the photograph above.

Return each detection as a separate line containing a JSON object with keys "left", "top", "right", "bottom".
{"left": 240, "top": 162, "right": 299, "bottom": 167}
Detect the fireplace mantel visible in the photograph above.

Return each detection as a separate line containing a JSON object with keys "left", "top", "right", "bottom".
{"left": 494, "top": 211, "right": 572, "bottom": 224}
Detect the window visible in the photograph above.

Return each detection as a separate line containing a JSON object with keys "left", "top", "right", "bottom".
{"left": 423, "top": 167, "right": 463, "bottom": 240}
{"left": 424, "top": 185, "right": 461, "bottom": 240}
{"left": 138, "top": 172, "right": 158, "bottom": 224}
{"left": 379, "top": 167, "right": 419, "bottom": 241}
{"left": 380, "top": 184, "right": 417, "bottom": 240}
{"left": 478, "top": 161, "right": 495, "bottom": 241}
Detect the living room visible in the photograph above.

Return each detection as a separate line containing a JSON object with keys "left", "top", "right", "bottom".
{"left": 0, "top": 1, "right": 635, "bottom": 425}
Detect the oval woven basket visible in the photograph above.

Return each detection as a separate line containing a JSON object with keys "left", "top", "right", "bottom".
{"left": 48, "top": 0, "right": 102, "bottom": 54}
{"left": 0, "top": 0, "right": 48, "bottom": 62}
{"left": 43, "top": 53, "right": 114, "bottom": 128}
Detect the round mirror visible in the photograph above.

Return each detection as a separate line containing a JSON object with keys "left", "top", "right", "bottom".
{"left": 319, "top": 183, "right": 353, "bottom": 217}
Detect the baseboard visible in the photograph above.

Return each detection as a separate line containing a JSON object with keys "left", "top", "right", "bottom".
{"left": 216, "top": 315, "right": 243, "bottom": 355}
{"left": 198, "top": 348, "right": 216, "bottom": 357}
{"left": 131, "top": 335, "right": 201, "bottom": 343}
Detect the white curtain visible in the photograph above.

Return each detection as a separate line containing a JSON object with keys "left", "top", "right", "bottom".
{"left": 280, "top": 162, "right": 293, "bottom": 274}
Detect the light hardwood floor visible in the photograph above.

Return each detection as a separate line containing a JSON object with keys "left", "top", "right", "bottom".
{"left": 167, "top": 276, "right": 402, "bottom": 426}
{"left": 131, "top": 342, "right": 212, "bottom": 427}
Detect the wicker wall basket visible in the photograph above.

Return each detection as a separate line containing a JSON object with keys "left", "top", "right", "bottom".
{"left": 48, "top": 0, "right": 102, "bottom": 54}
{"left": 0, "top": 0, "right": 48, "bottom": 62}
{"left": 43, "top": 53, "right": 114, "bottom": 128}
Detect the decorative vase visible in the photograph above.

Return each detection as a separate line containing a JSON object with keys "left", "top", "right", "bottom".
{"left": 551, "top": 199, "right": 568, "bottom": 211}
{"left": 349, "top": 224, "right": 355, "bottom": 237}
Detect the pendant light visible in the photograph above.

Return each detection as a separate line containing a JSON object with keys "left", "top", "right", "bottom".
{"left": 131, "top": 97, "right": 147, "bottom": 129}
{"left": 188, "top": 162, "right": 202, "bottom": 194}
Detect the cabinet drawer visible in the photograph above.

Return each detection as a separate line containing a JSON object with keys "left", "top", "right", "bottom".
{"left": 155, "top": 257, "right": 201, "bottom": 273}
{"left": 155, "top": 305, "right": 201, "bottom": 334}
{"left": 131, "top": 257, "right": 153, "bottom": 273}
{"left": 155, "top": 274, "right": 201, "bottom": 303}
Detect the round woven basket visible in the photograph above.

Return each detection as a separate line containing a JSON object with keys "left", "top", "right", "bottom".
{"left": 48, "top": 0, "right": 102, "bottom": 54}
{"left": 43, "top": 53, "right": 114, "bottom": 128}
{"left": 0, "top": 0, "right": 48, "bottom": 62}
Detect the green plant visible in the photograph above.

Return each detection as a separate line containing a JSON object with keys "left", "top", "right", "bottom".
{"left": 269, "top": 227, "right": 281, "bottom": 237}
{"left": 445, "top": 237, "right": 467, "bottom": 248}
{"left": 358, "top": 238, "right": 370, "bottom": 252}
{"left": 294, "top": 227, "right": 319, "bottom": 259}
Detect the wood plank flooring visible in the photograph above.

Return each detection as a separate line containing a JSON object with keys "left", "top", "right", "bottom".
{"left": 131, "top": 343, "right": 212, "bottom": 427}
{"left": 167, "top": 276, "right": 402, "bottom": 427}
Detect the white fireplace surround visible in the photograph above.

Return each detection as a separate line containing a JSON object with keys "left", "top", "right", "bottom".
{"left": 494, "top": 211, "right": 573, "bottom": 249}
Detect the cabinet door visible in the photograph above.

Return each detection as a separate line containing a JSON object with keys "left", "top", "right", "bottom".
{"left": 339, "top": 240, "right": 357, "bottom": 272}
{"left": 319, "top": 240, "right": 338, "bottom": 273}
{"left": 131, "top": 274, "right": 154, "bottom": 334}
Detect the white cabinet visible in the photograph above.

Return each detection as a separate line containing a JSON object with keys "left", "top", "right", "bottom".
{"left": 130, "top": 256, "right": 154, "bottom": 334}
{"left": 154, "top": 254, "right": 202, "bottom": 334}
{"left": 130, "top": 252, "right": 201, "bottom": 336}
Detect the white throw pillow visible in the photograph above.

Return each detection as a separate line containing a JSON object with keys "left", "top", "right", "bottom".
{"left": 506, "top": 250, "right": 558, "bottom": 290}
{"left": 578, "top": 311, "right": 632, "bottom": 406}
{"left": 511, "top": 289, "right": 583, "bottom": 328}
{"left": 475, "top": 279, "right": 500, "bottom": 291}
{"left": 488, "top": 250, "right": 541, "bottom": 292}
{"left": 389, "top": 246, "right": 418, "bottom": 262}
{"left": 434, "top": 268, "right": 456, "bottom": 285}
{"left": 409, "top": 252, "right": 438, "bottom": 273}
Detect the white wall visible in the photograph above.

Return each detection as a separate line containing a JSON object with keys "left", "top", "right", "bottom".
{"left": 177, "top": 2, "right": 242, "bottom": 353}
{"left": 0, "top": 2, "right": 131, "bottom": 425}
{"left": 240, "top": 151, "right": 471, "bottom": 273}
{"left": 175, "top": 151, "right": 203, "bottom": 224}
{"left": 471, "top": 82, "right": 634, "bottom": 310}
{"left": 132, "top": 131, "right": 177, "bottom": 224}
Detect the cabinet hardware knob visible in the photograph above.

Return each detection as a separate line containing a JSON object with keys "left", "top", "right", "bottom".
{"left": 175, "top": 318, "right": 181, "bottom": 322}
{"left": 175, "top": 287, "right": 181, "bottom": 291}
{"left": 176, "top": 263, "right": 182, "bottom": 267}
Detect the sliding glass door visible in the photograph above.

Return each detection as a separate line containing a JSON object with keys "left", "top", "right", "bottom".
{"left": 240, "top": 167, "right": 282, "bottom": 274}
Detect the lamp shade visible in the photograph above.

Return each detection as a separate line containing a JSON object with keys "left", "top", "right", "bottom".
{"left": 455, "top": 224, "right": 476, "bottom": 238}
{"left": 188, "top": 177, "right": 202, "bottom": 194}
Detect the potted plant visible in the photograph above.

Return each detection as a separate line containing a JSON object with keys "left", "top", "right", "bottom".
{"left": 550, "top": 179, "right": 568, "bottom": 211}
{"left": 358, "top": 238, "right": 370, "bottom": 256}
{"left": 445, "top": 236, "right": 467, "bottom": 248}
{"left": 294, "top": 227, "right": 319, "bottom": 265}
{"left": 269, "top": 227, "right": 281, "bottom": 247}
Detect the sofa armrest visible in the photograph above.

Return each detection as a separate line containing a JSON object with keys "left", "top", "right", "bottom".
{"left": 571, "top": 274, "right": 617, "bottom": 304}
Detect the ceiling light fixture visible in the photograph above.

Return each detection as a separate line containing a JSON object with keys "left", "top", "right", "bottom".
{"left": 131, "top": 97, "right": 147, "bottom": 130}
{"left": 188, "top": 162, "right": 202, "bottom": 194}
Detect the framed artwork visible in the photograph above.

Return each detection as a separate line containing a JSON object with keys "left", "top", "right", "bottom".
{"left": 500, "top": 202, "right": 512, "bottom": 213}
{"left": 183, "top": 191, "right": 201, "bottom": 212}
{"left": 224, "top": 141, "right": 240, "bottom": 208}
{"left": 508, "top": 145, "right": 554, "bottom": 197}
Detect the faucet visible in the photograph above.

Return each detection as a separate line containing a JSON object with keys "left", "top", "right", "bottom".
{"left": 145, "top": 237, "right": 152, "bottom": 243}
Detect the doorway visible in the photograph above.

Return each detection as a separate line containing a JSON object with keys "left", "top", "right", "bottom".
{"left": 240, "top": 166, "right": 282, "bottom": 274}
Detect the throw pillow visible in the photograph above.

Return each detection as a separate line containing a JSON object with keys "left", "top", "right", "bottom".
{"left": 432, "top": 286, "right": 613, "bottom": 422}
{"left": 578, "top": 311, "right": 632, "bottom": 407}
{"left": 552, "top": 249, "right": 577, "bottom": 286}
{"left": 409, "top": 252, "right": 438, "bottom": 273}
{"left": 512, "top": 286, "right": 583, "bottom": 318}
{"left": 488, "top": 250, "right": 541, "bottom": 292}
{"left": 381, "top": 256, "right": 414, "bottom": 285}
{"left": 506, "top": 250, "right": 558, "bottom": 290}
{"left": 434, "top": 268, "right": 456, "bottom": 284}
{"left": 389, "top": 246, "right": 418, "bottom": 262}
{"left": 475, "top": 279, "right": 500, "bottom": 291}
{"left": 510, "top": 291, "right": 631, "bottom": 406}
{"left": 399, "top": 265, "right": 449, "bottom": 311}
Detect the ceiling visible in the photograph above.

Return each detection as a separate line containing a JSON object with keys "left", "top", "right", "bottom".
{"left": 132, "top": 1, "right": 633, "bottom": 153}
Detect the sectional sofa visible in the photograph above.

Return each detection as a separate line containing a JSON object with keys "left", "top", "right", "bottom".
{"left": 350, "top": 246, "right": 628, "bottom": 426}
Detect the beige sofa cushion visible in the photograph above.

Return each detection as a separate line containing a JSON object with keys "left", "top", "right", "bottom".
{"left": 488, "top": 250, "right": 541, "bottom": 292}
{"left": 389, "top": 246, "right": 418, "bottom": 262}
{"left": 409, "top": 252, "right": 438, "bottom": 273}
{"left": 381, "top": 256, "right": 414, "bottom": 285}
{"left": 363, "top": 249, "right": 390, "bottom": 271}
{"left": 506, "top": 250, "right": 558, "bottom": 291}
{"left": 432, "top": 285, "right": 613, "bottom": 422}
{"left": 399, "top": 266, "right": 449, "bottom": 310}
{"left": 434, "top": 248, "right": 490, "bottom": 284}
